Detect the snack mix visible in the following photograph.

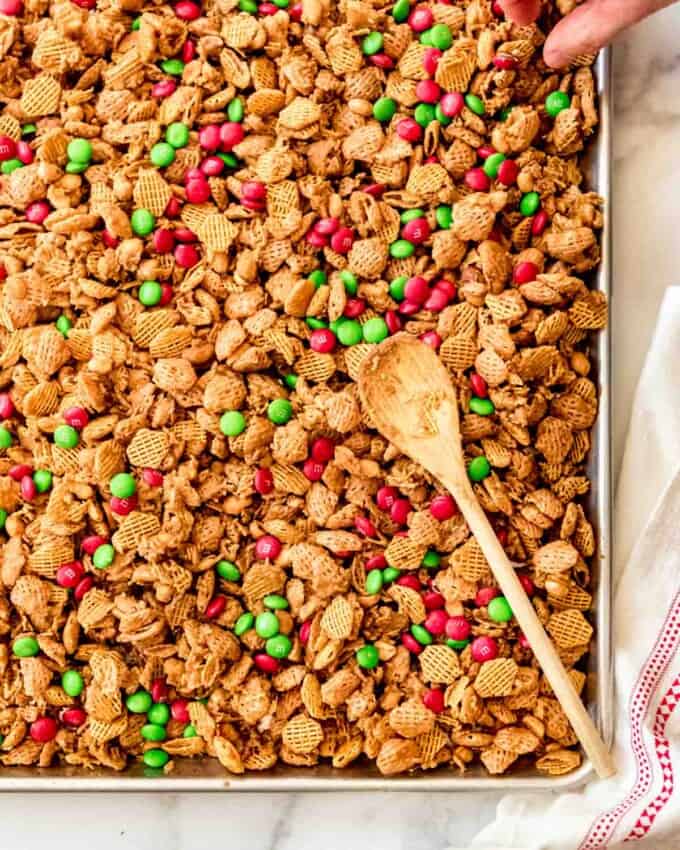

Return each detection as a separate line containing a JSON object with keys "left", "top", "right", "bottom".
{"left": 0, "top": 0, "right": 607, "bottom": 778}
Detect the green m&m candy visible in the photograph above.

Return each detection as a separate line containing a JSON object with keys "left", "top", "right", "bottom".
{"left": 255, "top": 611, "right": 280, "bottom": 639}
{"left": 264, "top": 594, "right": 289, "bottom": 610}
{"left": 545, "top": 90, "right": 571, "bottom": 118}
{"left": 93, "top": 543, "right": 115, "bottom": 569}
{"left": 220, "top": 410, "right": 246, "bottom": 436}
{"left": 1, "top": 159, "right": 23, "bottom": 174}
{"left": 216, "top": 560, "right": 241, "bottom": 582}
{"left": 268, "top": 398, "right": 293, "bottom": 425}
{"left": 65, "top": 161, "right": 89, "bottom": 174}
{"left": 469, "top": 397, "right": 495, "bottom": 416}
{"left": 382, "top": 566, "right": 400, "bottom": 583}
{"left": 126, "top": 690, "right": 152, "bottom": 714}
{"left": 150, "top": 142, "right": 175, "bottom": 168}
{"left": 0, "top": 426, "right": 13, "bottom": 449}
{"left": 483, "top": 152, "right": 505, "bottom": 179}
{"left": 389, "top": 276, "right": 407, "bottom": 301}
{"left": 488, "top": 596, "right": 513, "bottom": 623}
{"left": 340, "top": 270, "right": 358, "bottom": 294}
{"left": 435, "top": 104, "right": 451, "bottom": 126}
{"left": 392, "top": 0, "right": 410, "bottom": 21}
{"left": 33, "top": 469, "right": 52, "bottom": 493}
{"left": 520, "top": 192, "right": 540, "bottom": 217}
{"left": 160, "top": 58, "right": 184, "bottom": 75}
{"left": 414, "top": 102, "right": 436, "bottom": 127}
{"left": 468, "top": 455, "right": 491, "bottom": 482}
{"left": 400, "top": 208, "right": 424, "bottom": 224}
{"left": 56, "top": 315, "right": 72, "bottom": 336}
{"left": 239, "top": 0, "right": 258, "bottom": 10}
{"left": 465, "top": 94, "right": 486, "bottom": 116}
{"left": 308, "top": 269, "right": 326, "bottom": 287}
{"left": 266, "top": 634, "right": 292, "bottom": 659}
{"left": 131, "top": 208, "right": 155, "bottom": 236}
{"left": 110, "top": 472, "right": 136, "bottom": 499}
{"left": 389, "top": 239, "right": 414, "bottom": 259}
{"left": 422, "top": 550, "right": 440, "bottom": 568}
{"left": 356, "top": 644, "right": 380, "bottom": 669}
{"left": 61, "top": 670, "right": 84, "bottom": 697}
{"left": 329, "top": 316, "right": 346, "bottom": 336}
{"left": 131, "top": 16, "right": 141, "bottom": 29}
{"left": 143, "top": 748, "right": 169, "bottom": 769}
{"left": 67, "top": 138, "right": 92, "bottom": 164}
{"left": 234, "top": 612, "right": 254, "bottom": 636}
{"left": 436, "top": 205, "right": 453, "bottom": 229}
{"left": 0, "top": 509, "right": 7, "bottom": 531}
{"left": 337, "top": 319, "right": 363, "bottom": 346}
{"left": 13, "top": 636, "right": 39, "bottom": 657}
{"left": 147, "top": 702, "right": 170, "bottom": 725}
{"left": 447, "top": 638, "right": 470, "bottom": 650}
{"left": 306, "top": 317, "right": 327, "bottom": 330}
{"left": 219, "top": 151, "right": 239, "bottom": 168}
{"left": 183, "top": 724, "right": 197, "bottom": 738}
{"left": 373, "top": 97, "right": 397, "bottom": 122}
{"left": 54, "top": 424, "right": 79, "bottom": 449}
{"left": 365, "top": 568, "right": 384, "bottom": 595}
{"left": 142, "top": 724, "right": 167, "bottom": 742}
{"left": 362, "top": 32, "right": 383, "bottom": 55}
{"left": 227, "top": 99, "right": 244, "bottom": 123}
{"left": 0, "top": 425, "right": 14, "bottom": 449}
{"left": 429, "top": 23, "right": 452, "bottom": 49}
{"left": 138, "top": 280, "right": 163, "bottom": 306}
{"left": 392, "top": 0, "right": 411, "bottom": 19}
{"left": 362, "top": 317, "right": 389, "bottom": 343}
{"left": 410, "top": 624, "right": 433, "bottom": 645}
{"left": 166, "top": 122, "right": 190, "bottom": 148}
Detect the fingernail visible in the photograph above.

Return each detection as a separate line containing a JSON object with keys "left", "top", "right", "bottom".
{"left": 543, "top": 45, "right": 570, "bottom": 69}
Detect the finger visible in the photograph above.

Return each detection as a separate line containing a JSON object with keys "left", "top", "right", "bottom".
{"left": 499, "top": 0, "right": 541, "bottom": 25}
{"left": 543, "top": 0, "right": 675, "bottom": 67}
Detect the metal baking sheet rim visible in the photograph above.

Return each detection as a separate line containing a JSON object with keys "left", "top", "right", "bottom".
{"left": 0, "top": 50, "right": 613, "bottom": 792}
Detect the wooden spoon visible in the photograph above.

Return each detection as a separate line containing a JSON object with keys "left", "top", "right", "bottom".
{"left": 359, "top": 334, "right": 615, "bottom": 780}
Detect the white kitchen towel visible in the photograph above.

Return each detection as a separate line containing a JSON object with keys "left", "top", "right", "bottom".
{"left": 469, "top": 287, "right": 680, "bottom": 850}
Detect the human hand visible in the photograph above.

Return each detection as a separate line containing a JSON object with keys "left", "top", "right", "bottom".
{"left": 500, "top": 0, "right": 675, "bottom": 67}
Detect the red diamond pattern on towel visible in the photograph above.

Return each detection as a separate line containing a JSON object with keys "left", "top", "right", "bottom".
{"left": 624, "top": 676, "right": 680, "bottom": 841}
{"left": 579, "top": 595, "right": 680, "bottom": 850}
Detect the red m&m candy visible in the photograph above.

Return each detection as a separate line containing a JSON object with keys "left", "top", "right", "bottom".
{"left": 397, "top": 574, "right": 421, "bottom": 591}
{"left": 424, "top": 609, "right": 448, "bottom": 635}
{"left": 470, "top": 635, "right": 498, "bottom": 663}
{"left": 445, "top": 616, "right": 470, "bottom": 641}
{"left": 303, "top": 458, "right": 325, "bottom": 481}
{"left": 376, "top": 485, "right": 398, "bottom": 511}
{"left": 475, "top": 586, "right": 501, "bottom": 607}
{"left": 422, "top": 688, "right": 445, "bottom": 713}
{"left": 311, "top": 437, "right": 334, "bottom": 463}
{"left": 255, "top": 535, "right": 281, "bottom": 560}
{"left": 254, "top": 468, "right": 274, "bottom": 494}
{"left": 171, "top": 699, "right": 190, "bottom": 723}
{"left": 63, "top": 406, "right": 89, "bottom": 429}
{"left": 430, "top": 493, "right": 457, "bottom": 521}
{"left": 30, "top": 717, "right": 58, "bottom": 743}
{"left": 56, "top": 561, "right": 85, "bottom": 588}
{"left": 0, "top": 135, "right": 17, "bottom": 161}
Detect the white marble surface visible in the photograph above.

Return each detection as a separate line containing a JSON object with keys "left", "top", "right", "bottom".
{"left": 7, "top": 7, "right": 680, "bottom": 848}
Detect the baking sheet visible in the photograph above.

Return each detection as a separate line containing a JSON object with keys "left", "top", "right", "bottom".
{"left": 0, "top": 49, "right": 612, "bottom": 792}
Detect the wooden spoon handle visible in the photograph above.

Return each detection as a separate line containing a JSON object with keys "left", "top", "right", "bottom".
{"left": 443, "top": 475, "right": 615, "bottom": 780}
